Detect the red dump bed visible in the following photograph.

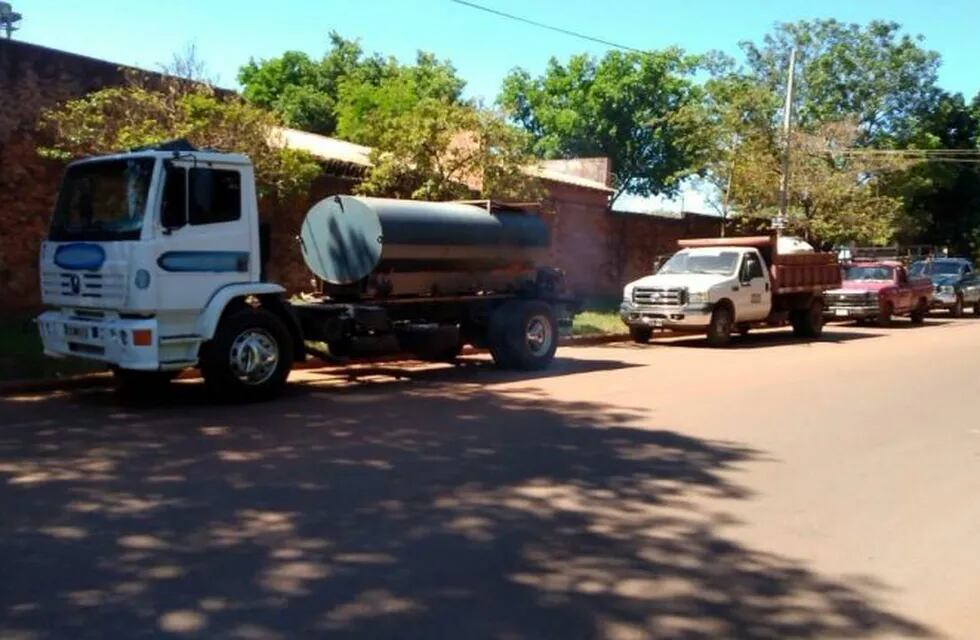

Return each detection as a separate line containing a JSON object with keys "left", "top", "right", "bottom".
{"left": 677, "top": 235, "right": 841, "bottom": 295}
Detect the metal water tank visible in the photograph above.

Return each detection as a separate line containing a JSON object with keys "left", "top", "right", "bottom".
{"left": 300, "top": 196, "right": 550, "bottom": 285}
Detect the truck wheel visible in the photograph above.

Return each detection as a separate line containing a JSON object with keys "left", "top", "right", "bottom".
{"left": 878, "top": 302, "right": 893, "bottom": 327}
{"left": 793, "top": 298, "right": 825, "bottom": 338}
{"left": 112, "top": 368, "right": 177, "bottom": 396}
{"left": 488, "top": 300, "right": 558, "bottom": 370}
{"left": 706, "top": 306, "right": 733, "bottom": 347}
{"left": 629, "top": 326, "right": 653, "bottom": 344}
{"left": 910, "top": 300, "right": 927, "bottom": 325}
{"left": 951, "top": 294, "right": 964, "bottom": 318}
{"left": 201, "top": 308, "right": 293, "bottom": 401}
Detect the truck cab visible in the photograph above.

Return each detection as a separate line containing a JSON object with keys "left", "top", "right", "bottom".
{"left": 37, "top": 142, "right": 300, "bottom": 396}
{"left": 621, "top": 245, "right": 773, "bottom": 331}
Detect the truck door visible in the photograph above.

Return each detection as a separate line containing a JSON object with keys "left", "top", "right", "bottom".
{"left": 736, "top": 250, "right": 772, "bottom": 322}
{"left": 152, "top": 162, "right": 253, "bottom": 312}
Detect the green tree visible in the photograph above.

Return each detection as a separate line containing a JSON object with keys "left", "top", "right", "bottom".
{"left": 741, "top": 19, "right": 942, "bottom": 145}
{"left": 727, "top": 121, "right": 907, "bottom": 247}
{"left": 498, "top": 49, "right": 709, "bottom": 201}
{"left": 886, "top": 92, "right": 980, "bottom": 255}
{"left": 38, "top": 74, "right": 320, "bottom": 201}
{"left": 355, "top": 96, "right": 540, "bottom": 202}
{"left": 238, "top": 33, "right": 464, "bottom": 138}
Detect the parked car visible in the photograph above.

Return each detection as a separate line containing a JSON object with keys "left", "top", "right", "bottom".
{"left": 825, "top": 261, "right": 932, "bottom": 326}
{"left": 908, "top": 258, "right": 980, "bottom": 317}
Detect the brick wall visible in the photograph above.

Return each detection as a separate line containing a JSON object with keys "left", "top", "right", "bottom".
{"left": 541, "top": 181, "right": 724, "bottom": 298}
{"left": 0, "top": 40, "right": 134, "bottom": 310}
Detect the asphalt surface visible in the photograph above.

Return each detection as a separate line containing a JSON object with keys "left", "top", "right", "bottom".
{"left": 2, "top": 317, "right": 979, "bottom": 639}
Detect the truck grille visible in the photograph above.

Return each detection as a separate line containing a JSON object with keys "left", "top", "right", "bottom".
{"left": 633, "top": 287, "right": 686, "bottom": 306}
{"left": 41, "top": 270, "right": 126, "bottom": 305}
{"left": 827, "top": 292, "right": 873, "bottom": 308}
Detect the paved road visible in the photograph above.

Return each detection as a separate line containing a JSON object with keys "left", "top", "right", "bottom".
{"left": 2, "top": 318, "right": 979, "bottom": 639}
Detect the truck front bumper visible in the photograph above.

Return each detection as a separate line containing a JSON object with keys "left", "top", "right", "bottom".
{"left": 37, "top": 309, "right": 165, "bottom": 371}
{"left": 620, "top": 301, "right": 713, "bottom": 330}
{"left": 931, "top": 292, "right": 958, "bottom": 309}
{"left": 825, "top": 304, "right": 879, "bottom": 320}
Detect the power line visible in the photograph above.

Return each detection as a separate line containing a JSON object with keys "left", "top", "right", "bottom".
{"left": 449, "top": 0, "right": 646, "bottom": 53}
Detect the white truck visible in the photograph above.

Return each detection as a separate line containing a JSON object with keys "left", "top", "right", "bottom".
{"left": 36, "top": 142, "right": 576, "bottom": 399}
{"left": 620, "top": 235, "right": 842, "bottom": 346}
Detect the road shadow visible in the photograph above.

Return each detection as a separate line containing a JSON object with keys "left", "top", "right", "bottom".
{"left": 0, "top": 380, "right": 934, "bottom": 639}
{"left": 652, "top": 329, "right": 883, "bottom": 350}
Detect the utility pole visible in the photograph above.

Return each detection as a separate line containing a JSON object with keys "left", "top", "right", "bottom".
{"left": 776, "top": 47, "right": 797, "bottom": 229}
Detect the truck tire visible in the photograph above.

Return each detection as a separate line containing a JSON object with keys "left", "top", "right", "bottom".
{"left": 112, "top": 368, "right": 177, "bottom": 396}
{"left": 488, "top": 300, "right": 558, "bottom": 370}
{"left": 793, "top": 298, "right": 825, "bottom": 338}
{"left": 629, "top": 326, "right": 653, "bottom": 344}
{"left": 878, "top": 302, "right": 893, "bottom": 327}
{"left": 706, "top": 306, "right": 733, "bottom": 347}
{"left": 200, "top": 308, "right": 293, "bottom": 401}
{"left": 951, "top": 294, "right": 964, "bottom": 318}
{"left": 910, "top": 299, "right": 927, "bottom": 325}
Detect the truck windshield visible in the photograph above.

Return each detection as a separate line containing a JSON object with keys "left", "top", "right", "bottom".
{"left": 48, "top": 158, "right": 155, "bottom": 241}
{"left": 909, "top": 261, "right": 964, "bottom": 276}
{"left": 845, "top": 265, "right": 894, "bottom": 281}
{"left": 658, "top": 250, "right": 740, "bottom": 275}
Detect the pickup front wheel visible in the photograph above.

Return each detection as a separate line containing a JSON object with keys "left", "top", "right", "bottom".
{"left": 629, "top": 326, "right": 653, "bottom": 344}
{"left": 201, "top": 308, "right": 293, "bottom": 401}
{"left": 706, "top": 306, "right": 733, "bottom": 347}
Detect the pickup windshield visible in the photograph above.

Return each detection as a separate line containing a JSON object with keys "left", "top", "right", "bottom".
{"left": 844, "top": 265, "right": 895, "bottom": 281}
{"left": 658, "top": 250, "right": 740, "bottom": 276}
{"left": 48, "top": 158, "right": 155, "bottom": 241}
{"left": 909, "top": 260, "right": 965, "bottom": 276}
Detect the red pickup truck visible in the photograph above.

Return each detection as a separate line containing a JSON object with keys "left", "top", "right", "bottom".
{"left": 824, "top": 261, "right": 933, "bottom": 326}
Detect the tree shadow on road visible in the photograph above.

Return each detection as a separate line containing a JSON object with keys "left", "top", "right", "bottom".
{"left": 0, "top": 372, "right": 934, "bottom": 639}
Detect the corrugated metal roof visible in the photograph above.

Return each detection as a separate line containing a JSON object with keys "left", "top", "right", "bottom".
{"left": 523, "top": 164, "right": 616, "bottom": 193}
{"left": 274, "top": 127, "right": 372, "bottom": 167}
{"left": 272, "top": 127, "right": 614, "bottom": 193}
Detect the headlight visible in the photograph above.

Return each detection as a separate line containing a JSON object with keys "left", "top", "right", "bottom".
{"left": 687, "top": 291, "right": 707, "bottom": 304}
{"left": 623, "top": 288, "right": 632, "bottom": 302}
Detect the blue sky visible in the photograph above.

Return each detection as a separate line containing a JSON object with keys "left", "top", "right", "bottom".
{"left": 12, "top": 0, "right": 980, "bottom": 212}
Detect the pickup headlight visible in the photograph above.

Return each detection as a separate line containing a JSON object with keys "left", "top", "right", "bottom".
{"left": 687, "top": 291, "right": 707, "bottom": 304}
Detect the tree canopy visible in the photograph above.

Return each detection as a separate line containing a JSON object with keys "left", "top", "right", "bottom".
{"left": 498, "top": 49, "right": 710, "bottom": 201}
{"left": 238, "top": 32, "right": 465, "bottom": 141}
{"left": 38, "top": 75, "right": 320, "bottom": 201}
{"left": 740, "top": 19, "right": 942, "bottom": 145}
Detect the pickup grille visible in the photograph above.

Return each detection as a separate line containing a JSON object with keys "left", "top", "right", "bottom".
{"left": 41, "top": 270, "right": 126, "bottom": 305}
{"left": 633, "top": 287, "right": 686, "bottom": 306}
{"left": 827, "top": 292, "right": 873, "bottom": 308}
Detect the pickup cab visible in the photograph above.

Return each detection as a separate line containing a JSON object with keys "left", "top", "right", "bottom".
{"left": 620, "top": 235, "right": 841, "bottom": 347}
{"left": 825, "top": 261, "right": 932, "bottom": 325}
{"left": 908, "top": 258, "right": 980, "bottom": 317}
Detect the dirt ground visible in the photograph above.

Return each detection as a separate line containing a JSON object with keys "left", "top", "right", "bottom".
{"left": 1, "top": 316, "right": 978, "bottom": 639}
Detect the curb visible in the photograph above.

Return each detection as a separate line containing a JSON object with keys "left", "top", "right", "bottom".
{"left": 0, "top": 332, "right": 632, "bottom": 396}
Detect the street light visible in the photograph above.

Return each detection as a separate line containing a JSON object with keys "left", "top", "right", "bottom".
{"left": 0, "top": 2, "right": 23, "bottom": 39}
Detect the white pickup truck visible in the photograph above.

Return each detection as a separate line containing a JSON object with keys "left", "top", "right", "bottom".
{"left": 620, "top": 235, "right": 841, "bottom": 346}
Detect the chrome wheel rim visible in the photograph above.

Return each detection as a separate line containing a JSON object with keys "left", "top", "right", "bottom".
{"left": 525, "top": 315, "right": 553, "bottom": 357}
{"left": 229, "top": 328, "right": 279, "bottom": 385}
